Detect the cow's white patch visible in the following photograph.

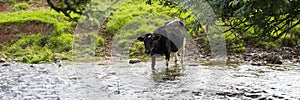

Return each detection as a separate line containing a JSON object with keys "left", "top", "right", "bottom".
{"left": 148, "top": 35, "right": 151, "bottom": 38}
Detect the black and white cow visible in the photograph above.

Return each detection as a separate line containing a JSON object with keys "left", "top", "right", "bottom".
{"left": 137, "top": 19, "right": 187, "bottom": 70}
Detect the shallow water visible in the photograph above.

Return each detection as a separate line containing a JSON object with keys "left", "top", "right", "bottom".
{"left": 0, "top": 61, "right": 299, "bottom": 99}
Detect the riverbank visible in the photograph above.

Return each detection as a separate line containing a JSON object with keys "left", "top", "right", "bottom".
{"left": 0, "top": 0, "right": 299, "bottom": 65}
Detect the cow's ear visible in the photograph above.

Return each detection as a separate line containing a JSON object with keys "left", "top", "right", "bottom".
{"left": 153, "top": 35, "right": 161, "bottom": 41}
{"left": 137, "top": 37, "right": 144, "bottom": 41}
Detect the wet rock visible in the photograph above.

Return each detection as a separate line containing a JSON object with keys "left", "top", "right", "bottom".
{"left": 250, "top": 62, "right": 263, "bottom": 66}
{"left": 129, "top": 59, "right": 141, "bottom": 64}
{"left": 273, "top": 94, "right": 284, "bottom": 99}
{"left": 192, "top": 91, "right": 202, "bottom": 96}
{"left": 98, "top": 63, "right": 108, "bottom": 66}
{"left": 258, "top": 97, "right": 267, "bottom": 100}
{"left": 244, "top": 94, "right": 262, "bottom": 98}
{"left": 0, "top": 57, "right": 6, "bottom": 63}
{"left": 1, "top": 54, "right": 7, "bottom": 59}
{"left": 69, "top": 76, "right": 82, "bottom": 80}
{"left": 250, "top": 61, "right": 267, "bottom": 66}
{"left": 0, "top": 54, "right": 7, "bottom": 63}
{"left": 2, "top": 63, "right": 10, "bottom": 66}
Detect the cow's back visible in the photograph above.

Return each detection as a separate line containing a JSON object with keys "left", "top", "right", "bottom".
{"left": 154, "top": 20, "right": 186, "bottom": 52}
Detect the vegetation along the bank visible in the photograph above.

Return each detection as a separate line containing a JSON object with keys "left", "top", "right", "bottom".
{"left": 0, "top": 0, "right": 300, "bottom": 63}
{"left": 0, "top": 9, "right": 75, "bottom": 63}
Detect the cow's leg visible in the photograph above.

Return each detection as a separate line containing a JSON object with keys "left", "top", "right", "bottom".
{"left": 151, "top": 55, "right": 156, "bottom": 70}
{"left": 181, "top": 38, "right": 185, "bottom": 65}
{"left": 174, "top": 52, "right": 178, "bottom": 65}
{"left": 165, "top": 53, "right": 170, "bottom": 68}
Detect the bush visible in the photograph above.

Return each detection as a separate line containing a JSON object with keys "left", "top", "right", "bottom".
{"left": 47, "top": 33, "right": 73, "bottom": 53}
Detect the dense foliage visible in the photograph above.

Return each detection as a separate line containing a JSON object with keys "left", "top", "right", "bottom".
{"left": 147, "top": 0, "right": 300, "bottom": 49}
{"left": 148, "top": 0, "right": 300, "bottom": 38}
{"left": 210, "top": 0, "right": 300, "bottom": 39}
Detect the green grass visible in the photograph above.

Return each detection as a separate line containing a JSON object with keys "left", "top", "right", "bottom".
{"left": 0, "top": 9, "right": 75, "bottom": 34}
{"left": 1, "top": 33, "right": 56, "bottom": 63}
{"left": 0, "top": 9, "right": 76, "bottom": 63}
{"left": 0, "top": 9, "right": 106, "bottom": 63}
{"left": 107, "top": 0, "right": 179, "bottom": 35}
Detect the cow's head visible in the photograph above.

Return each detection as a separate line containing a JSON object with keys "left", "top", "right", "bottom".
{"left": 137, "top": 33, "right": 161, "bottom": 54}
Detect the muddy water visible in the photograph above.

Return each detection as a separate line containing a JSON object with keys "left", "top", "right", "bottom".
{"left": 0, "top": 61, "right": 299, "bottom": 99}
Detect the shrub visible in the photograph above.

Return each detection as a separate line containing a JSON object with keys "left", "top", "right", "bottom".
{"left": 47, "top": 33, "right": 73, "bottom": 53}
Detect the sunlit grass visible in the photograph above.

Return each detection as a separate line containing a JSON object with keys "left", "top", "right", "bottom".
{"left": 0, "top": 9, "right": 75, "bottom": 34}
{"left": 0, "top": 9, "right": 75, "bottom": 63}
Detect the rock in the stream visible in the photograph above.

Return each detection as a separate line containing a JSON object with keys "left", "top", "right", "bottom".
{"left": 0, "top": 58, "right": 6, "bottom": 63}
{"left": 2, "top": 63, "right": 10, "bottom": 66}
{"left": 129, "top": 59, "right": 141, "bottom": 64}
{"left": 1, "top": 54, "right": 7, "bottom": 58}
{"left": 0, "top": 54, "right": 7, "bottom": 63}
{"left": 250, "top": 62, "right": 262, "bottom": 66}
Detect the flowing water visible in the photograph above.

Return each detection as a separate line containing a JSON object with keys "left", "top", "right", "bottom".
{"left": 0, "top": 60, "right": 300, "bottom": 99}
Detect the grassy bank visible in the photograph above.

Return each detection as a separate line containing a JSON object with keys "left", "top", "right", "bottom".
{"left": 1, "top": 0, "right": 298, "bottom": 64}
{"left": 0, "top": 9, "right": 75, "bottom": 63}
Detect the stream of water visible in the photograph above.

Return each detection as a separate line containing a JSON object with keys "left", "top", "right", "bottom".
{"left": 0, "top": 60, "right": 299, "bottom": 99}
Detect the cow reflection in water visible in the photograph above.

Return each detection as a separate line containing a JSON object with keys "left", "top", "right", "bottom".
{"left": 151, "top": 64, "right": 184, "bottom": 82}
